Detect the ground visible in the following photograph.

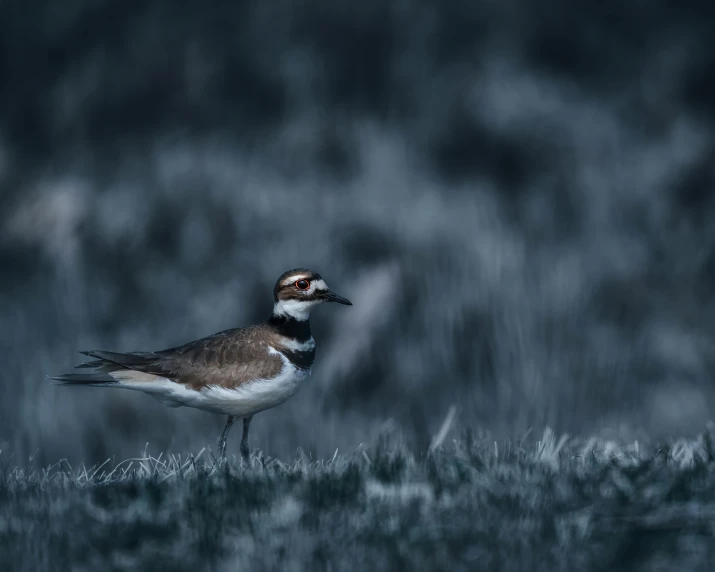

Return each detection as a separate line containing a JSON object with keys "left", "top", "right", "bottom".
{"left": 2, "top": 428, "right": 715, "bottom": 572}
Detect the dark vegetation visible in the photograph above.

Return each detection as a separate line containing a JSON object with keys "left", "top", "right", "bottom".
{"left": 3, "top": 428, "right": 715, "bottom": 571}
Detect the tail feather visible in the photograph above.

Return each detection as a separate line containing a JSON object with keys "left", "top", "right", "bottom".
{"left": 78, "top": 350, "right": 156, "bottom": 369}
{"left": 51, "top": 349, "right": 159, "bottom": 386}
{"left": 74, "top": 360, "right": 103, "bottom": 369}
{"left": 48, "top": 373, "right": 119, "bottom": 386}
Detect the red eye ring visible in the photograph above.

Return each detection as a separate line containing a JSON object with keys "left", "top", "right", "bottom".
{"left": 295, "top": 279, "right": 310, "bottom": 290}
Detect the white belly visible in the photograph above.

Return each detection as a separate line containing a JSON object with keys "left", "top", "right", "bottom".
{"left": 112, "top": 351, "right": 311, "bottom": 417}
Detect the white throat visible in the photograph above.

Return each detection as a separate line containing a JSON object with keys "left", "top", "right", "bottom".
{"left": 272, "top": 299, "right": 320, "bottom": 321}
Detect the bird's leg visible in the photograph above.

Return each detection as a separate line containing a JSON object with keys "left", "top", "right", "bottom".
{"left": 240, "top": 415, "right": 253, "bottom": 462}
{"left": 217, "top": 415, "right": 235, "bottom": 460}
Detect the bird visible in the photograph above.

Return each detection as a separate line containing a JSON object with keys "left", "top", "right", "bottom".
{"left": 49, "top": 268, "right": 352, "bottom": 461}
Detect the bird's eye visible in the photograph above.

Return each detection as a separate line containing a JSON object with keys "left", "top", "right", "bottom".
{"left": 295, "top": 279, "right": 310, "bottom": 290}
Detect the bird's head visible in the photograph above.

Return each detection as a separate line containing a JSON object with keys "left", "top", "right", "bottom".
{"left": 272, "top": 268, "right": 352, "bottom": 321}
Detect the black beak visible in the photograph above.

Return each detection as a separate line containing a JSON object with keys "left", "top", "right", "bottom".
{"left": 323, "top": 290, "right": 352, "bottom": 305}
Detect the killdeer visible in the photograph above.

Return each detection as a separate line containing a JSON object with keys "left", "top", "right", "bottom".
{"left": 50, "top": 269, "right": 352, "bottom": 460}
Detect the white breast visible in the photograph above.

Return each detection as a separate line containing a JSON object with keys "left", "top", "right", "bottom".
{"left": 110, "top": 347, "right": 311, "bottom": 417}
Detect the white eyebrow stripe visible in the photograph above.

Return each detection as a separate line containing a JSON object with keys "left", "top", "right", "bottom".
{"left": 282, "top": 274, "right": 310, "bottom": 286}
{"left": 281, "top": 276, "right": 329, "bottom": 296}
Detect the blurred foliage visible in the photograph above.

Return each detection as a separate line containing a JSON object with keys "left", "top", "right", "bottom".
{"left": 1, "top": 1, "right": 715, "bottom": 463}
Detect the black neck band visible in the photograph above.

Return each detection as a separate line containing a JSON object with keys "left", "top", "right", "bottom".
{"left": 267, "top": 314, "right": 312, "bottom": 341}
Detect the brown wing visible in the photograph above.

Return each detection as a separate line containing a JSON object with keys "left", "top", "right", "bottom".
{"left": 151, "top": 326, "right": 284, "bottom": 389}
{"left": 72, "top": 326, "right": 284, "bottom": 390}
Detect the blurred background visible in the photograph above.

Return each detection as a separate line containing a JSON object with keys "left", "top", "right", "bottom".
{"left": 1, "top": 0, "right": 715, "bottom": 465}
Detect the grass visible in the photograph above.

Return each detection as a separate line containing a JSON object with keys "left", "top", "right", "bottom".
{"left": 2, "top": 428, "right": 715, "bottom": 572}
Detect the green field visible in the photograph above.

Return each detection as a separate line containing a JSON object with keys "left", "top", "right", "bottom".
{"left": 2, "top": 428, "right": 715, "bottom": 572}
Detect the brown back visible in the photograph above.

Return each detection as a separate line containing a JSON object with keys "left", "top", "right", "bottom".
{"left": 150, "top": 325, "right": 294, "bottom": 390}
